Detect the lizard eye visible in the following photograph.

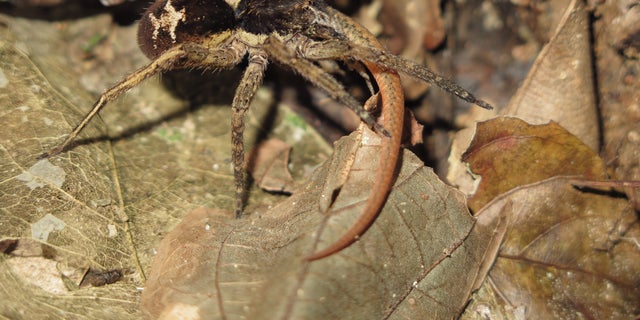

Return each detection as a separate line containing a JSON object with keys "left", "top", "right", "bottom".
{"left": 138, "top": 0, "right": 236, "bottom": 59}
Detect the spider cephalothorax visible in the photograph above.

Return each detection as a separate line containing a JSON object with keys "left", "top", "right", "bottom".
{"left": 43, "top": 0, "right": 492, "bottom": 260}
{"left": 235, "top": 0, "right": 334, "bottom": 37}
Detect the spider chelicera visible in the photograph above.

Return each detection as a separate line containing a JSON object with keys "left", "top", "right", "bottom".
{"left": 43, "top": 0, "right": 492, "bottom": 260}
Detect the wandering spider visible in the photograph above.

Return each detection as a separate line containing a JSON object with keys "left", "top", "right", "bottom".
{"left": 42, "top": 0, "right": 492, "bottom": 260}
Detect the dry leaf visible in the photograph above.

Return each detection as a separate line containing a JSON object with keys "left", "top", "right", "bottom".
{"left": 461, "top": 117, "right": 607, "bottom": 212}
{"left": 470, "top": 177, "right": 640, "bottom": 319}
{"left": 141, "top": 127, "right": 505, "bottom": 319}
{"left": 502, "top": 0, "right": 600, "bottom": 151}
{"left": 379, "top": 0, "right": 442, "bottom": 99}
{"left": 355, "top": 0, "right": 438, "bottom": 100}
{"left": 247, "top": 138, "right": 295, "bottom": 193}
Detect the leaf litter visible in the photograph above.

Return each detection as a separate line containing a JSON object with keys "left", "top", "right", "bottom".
{"left": 0, "top": 0, "right": 639, "bottom": 319}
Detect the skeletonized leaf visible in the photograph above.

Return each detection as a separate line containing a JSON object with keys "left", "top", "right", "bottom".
{"left": 0, "top": 16, "right": 141, "bottom": 318}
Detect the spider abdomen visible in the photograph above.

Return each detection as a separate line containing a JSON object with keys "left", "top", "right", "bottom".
{"left": 138, "top": 0, "right": 237, "bottom": 59}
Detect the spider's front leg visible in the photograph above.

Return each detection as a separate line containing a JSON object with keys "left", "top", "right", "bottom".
{"left": 296, "top": 8, "right": 493, "bottom": 111}
{"left": 263, "top": 35, "right": 389, "bottom": 137}
{"left": 347, "top": 45, "right": 494, "bottom": 110}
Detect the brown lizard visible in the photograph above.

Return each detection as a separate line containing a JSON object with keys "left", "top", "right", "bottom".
{"left": 305, "top": 7, "right": 405, "bottom": 261}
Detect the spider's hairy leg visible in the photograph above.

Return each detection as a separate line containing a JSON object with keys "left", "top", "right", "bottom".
{"left": 40, "top": 48, "right": 189, "bottom": 159}
{"left": 297, "top": 36, "right": 493, "bottom": 111}
{"left": 353, "top": 46, "right": 494, "bottom": 110}
{"left": 262, "top": 36, "right": 389, "bottom": 137}
{"left": 231, "top": 50, "right": 268, "bottom": 218}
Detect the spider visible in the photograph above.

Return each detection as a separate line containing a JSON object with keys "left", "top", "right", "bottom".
{"left": 42, "top": 0, "right": 492, "bottom": 260}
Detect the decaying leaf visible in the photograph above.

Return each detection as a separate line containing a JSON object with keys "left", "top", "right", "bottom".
{"left": 462, "top": 117, "right": 607, "bottom": 212}
{"left": 469, "top": 177, "right": 640, "bottom": 319}
{"left": 141, "top": 127, "right": 505, "bottom": 319}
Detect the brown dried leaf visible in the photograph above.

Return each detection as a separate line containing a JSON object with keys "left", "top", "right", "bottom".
{"left": 382, "top": 0, "right": 444, "bottom": 99}
{"left": 502, "top": 0, "right": 599, "bottom": 151}
{"left": 247, "top": 138, "right": 295, "bottom": 193}
{"left": 380, "top": 0, "right": 445, "bottom": 53}
{"left": 470, "top": 177, "right": 640, "bottom": 319}
{"left": 462, "top": 117, "right": 607, "bottom": 212}
{"left": 141, "top": 127, "right": 505, "bottom": 319}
